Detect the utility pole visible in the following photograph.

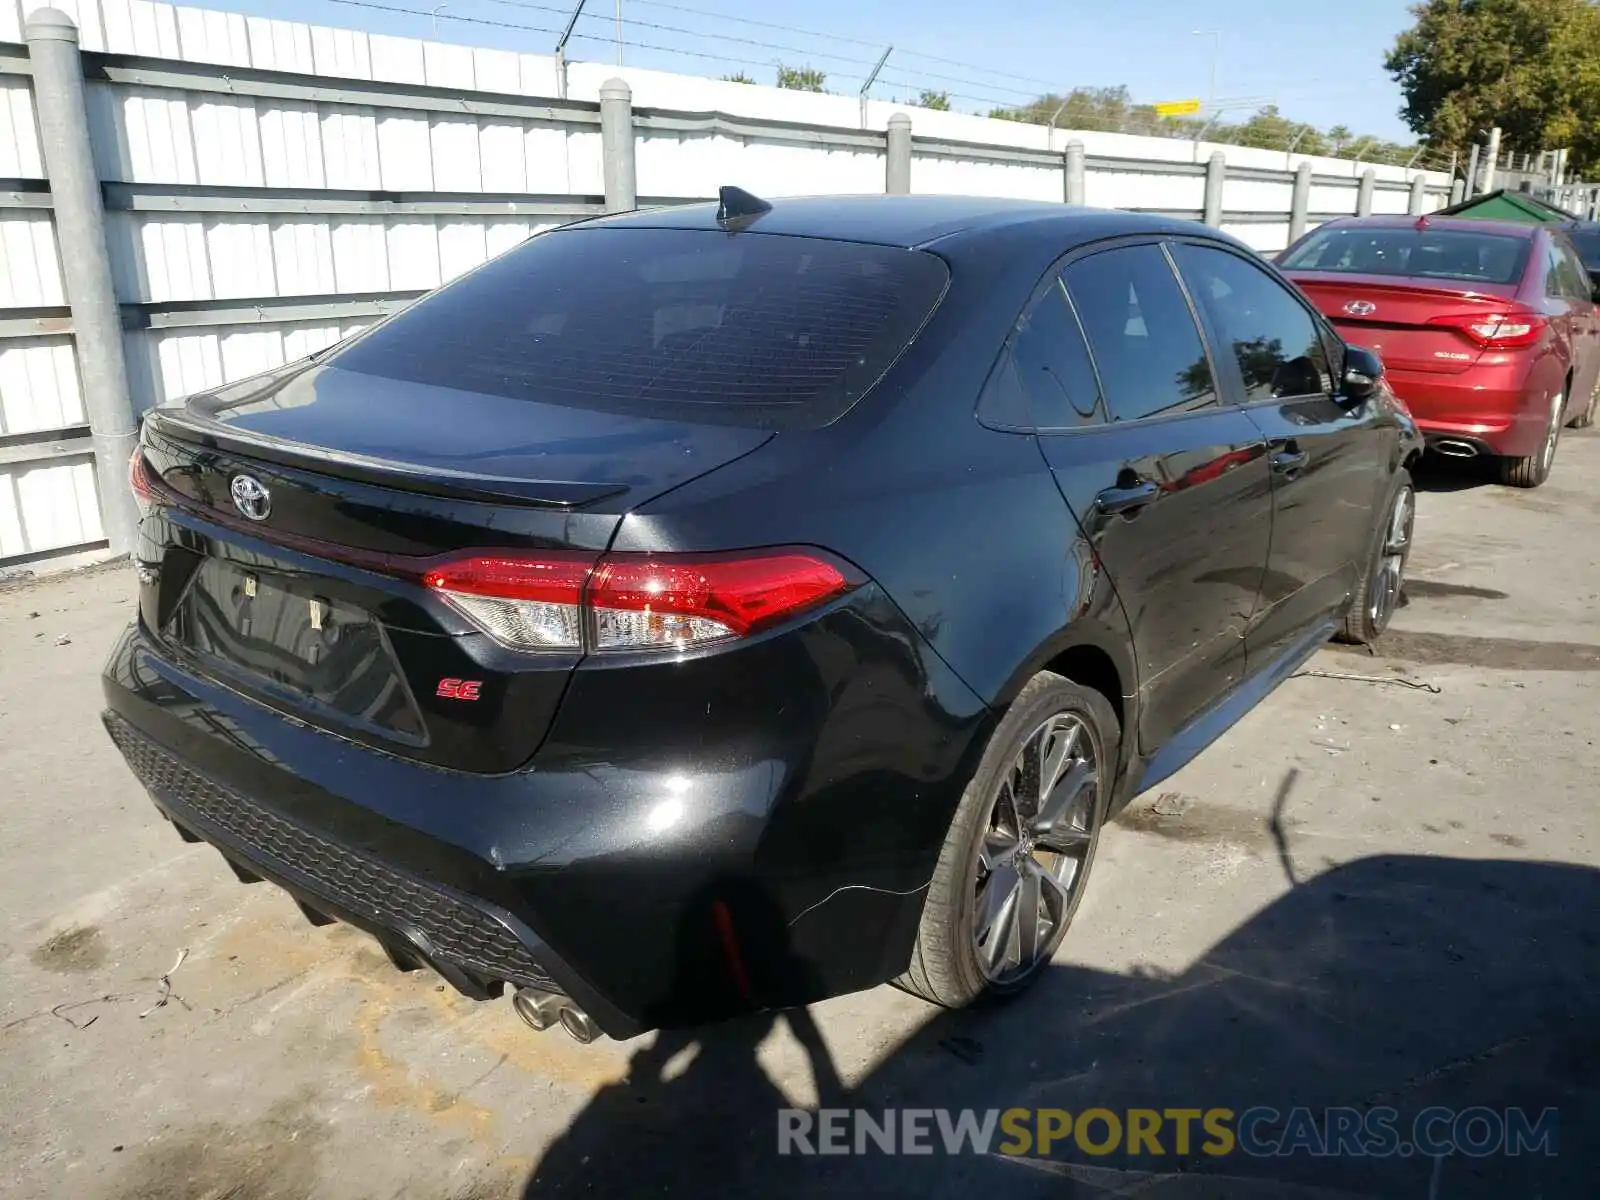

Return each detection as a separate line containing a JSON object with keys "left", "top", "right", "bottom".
{"left": 26, "top": 8, "right": 140, "bottom": 556}
{"left": 1190, "top": 30, "right": 1220, "bottom": 113}
{"left": 614, "top": 0, "right": 623, "bottom": 66}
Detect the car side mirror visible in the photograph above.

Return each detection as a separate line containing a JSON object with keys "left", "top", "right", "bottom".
{"left": 1341, "top": 344, "right": 1383, "bottom": 402}
{"left": 1590, "top": 281, "right": 1600, "bottom": 305}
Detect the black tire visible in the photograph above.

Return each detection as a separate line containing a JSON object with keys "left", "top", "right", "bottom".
{"left": 1499, "top": 389, "right": 1564, "bottom": 488}
{"left": 1336, "top": 467, "right": 1414, "bottom": 646}
{"left": 895, "top": 671, "right": 1119, "bottom": 1009}
{"left": 1569, "top": 377, "right": 1598, "bottom": 430}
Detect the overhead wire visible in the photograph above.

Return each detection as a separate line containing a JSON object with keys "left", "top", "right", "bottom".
{"left": 482, "top": 0, "right": 1043, "bottom": 98}
{"left": 319, "top": 0, "right": 1431, "bottom": 165}
{"left": 625, "top": 0, "right": 1069, "bottom": 92}
{"left": 322, "top": 0, "right": 876, "bottom": 81}
{"left": 481, "top": 0, "right": 889, "bottom": 70}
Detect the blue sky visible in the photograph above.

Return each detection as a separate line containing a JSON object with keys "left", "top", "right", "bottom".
{"left": 196, "top": 0, "right": 1421, "bottom": 140}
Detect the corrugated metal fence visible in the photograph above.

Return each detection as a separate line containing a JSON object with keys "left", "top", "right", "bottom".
{"left": 0, "top": 1, "right": 1451, "bottom": 572}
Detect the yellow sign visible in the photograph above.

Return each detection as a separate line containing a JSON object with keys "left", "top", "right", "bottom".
{"left": 1154, "top": 99, "right": 1202, "bottom": 117}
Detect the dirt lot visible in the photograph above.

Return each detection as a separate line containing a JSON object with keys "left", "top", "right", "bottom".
{"left": 3, "top": 436, "right": 1598, "bottom": 1200}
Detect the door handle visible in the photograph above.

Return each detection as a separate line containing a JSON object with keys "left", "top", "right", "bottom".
{"left": 1095, "top": 478, "right": 1160, "bottom": 516}
{"left": 1271, "top": 443, "right": 1309, "bottom": 476}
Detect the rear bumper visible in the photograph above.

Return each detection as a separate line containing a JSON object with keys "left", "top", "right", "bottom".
{"left": 102, "top": 596, "right": 988, "bottom": 1035}
{"left": 1385, "top": 367, "right": 1549, "bottom": 457}
{"left": 103, "top": 708, "right": 617, "bottom": 1015}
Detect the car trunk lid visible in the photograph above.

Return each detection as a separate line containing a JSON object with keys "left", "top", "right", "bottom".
{"left": 137, "top": 361, "right": 773, "bottom": 774}
{"left": 1286, "top": 273, "right": 1523, "bottom": 376}
{"left": 133, "top": 222, "right": 949, "bottom": 773}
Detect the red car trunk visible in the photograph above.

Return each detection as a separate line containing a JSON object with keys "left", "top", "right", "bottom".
{"left": 1287, "top": 274, "right": 1523, "bottom": 377}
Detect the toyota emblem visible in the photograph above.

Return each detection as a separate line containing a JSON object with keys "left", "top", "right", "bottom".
{"left": 1343, "top": 300, "right": 1377, "bottom": 316}
{"left": 230, "top": 474, "right": 272, "bottom": 522}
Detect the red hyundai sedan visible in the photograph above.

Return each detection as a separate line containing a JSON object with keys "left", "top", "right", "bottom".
{"left": 1279, "top": 215, "right": 1600, "bottom": 487}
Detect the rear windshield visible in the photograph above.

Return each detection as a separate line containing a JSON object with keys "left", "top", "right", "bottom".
{"left": 330, "top": 226, "right": 949, "bottom": 431}
{"left": 1280, "top": 226, "right": 1531, "bottom": 285}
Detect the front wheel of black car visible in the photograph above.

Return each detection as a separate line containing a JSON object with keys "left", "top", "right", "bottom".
{"left": 896, "top": 671, "right": 1118, "bottom": 1009}
{"left": 1336, "top": 468, "right": 1414, "bottom": 646}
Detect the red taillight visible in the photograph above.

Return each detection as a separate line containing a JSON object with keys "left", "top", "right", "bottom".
{"left": 129, "top": 448, "right": 154, "bottom": 512}
{"left": 422, "top": 553, "right": 595, "bottom": 650}
{"left": 1426, "top": 309, "right": 1547, "bottom": 350}
{"left": 422, "top": 548, "right": 855, "bottom": 652}
{"left": 589, "top": 552, "right": 852, "bottom": 647}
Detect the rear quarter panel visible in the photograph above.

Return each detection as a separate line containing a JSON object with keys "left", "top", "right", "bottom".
{"left": 612, "top": 239, "right": 1142, "bottom": 784}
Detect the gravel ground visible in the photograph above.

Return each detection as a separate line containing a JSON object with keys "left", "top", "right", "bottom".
{"left": 2, "top": 434, "right": 1597, "bottom": 1199}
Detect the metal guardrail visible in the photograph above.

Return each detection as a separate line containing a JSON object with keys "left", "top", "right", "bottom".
{"left": 0, "top": 430, "right": 92, "bottom": 466}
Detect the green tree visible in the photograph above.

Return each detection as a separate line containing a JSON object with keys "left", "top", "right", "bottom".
{"left": 981, "top": 86, "right": 1407, "bottom": 167}
{"left": 1236, "top": 105, "right": 1298, "bottom": 150}
{"left": 775, "top": 64, "right": 827, "bottom": 93}
{"left": 721, "top": 72, "right": 755, "bottom": 84}
{"left": 989, "top": 86, "right": 1138, "bottom": 131}
{"left": 1386, "top": 0, "right": 1600, "bottom": 169}
{"left": 918, "top": 89, "right": 951, "bottom": 111}
{"left": 1293, "top": 126, "right": 1331, "bottom": 156}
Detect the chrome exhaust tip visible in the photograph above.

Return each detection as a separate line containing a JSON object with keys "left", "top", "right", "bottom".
{"left": 512, "top": 987, "right": 601, "bottom": 1043}
{"left": 1433, "top": 439, "right": 1479, "bottom": 459}
{"left": 557, "top": 1004, "right": 600, "bottom": 1044}
{"left": 512, "top": 987, "right": 563, "bottom": 1032}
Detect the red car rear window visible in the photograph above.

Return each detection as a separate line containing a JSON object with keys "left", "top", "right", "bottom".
{"left": 1281, "top": 227, "right": 1530, "bottom": 286}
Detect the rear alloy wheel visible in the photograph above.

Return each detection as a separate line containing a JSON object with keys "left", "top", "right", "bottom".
{"left": 1499, "top": 390, "right": 1564, "bottom": 488}
{"left": 896, "top": 672, "right": 1117, "bottom": 1008}
{"left": 1569, "top": 376, "right": 1598, "bottom": 430}
{"left": 1337, "top": 469, "right": 1414, "bottom": 646}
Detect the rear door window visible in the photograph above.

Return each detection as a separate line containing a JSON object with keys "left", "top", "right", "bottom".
{"left": 1062, "top": 244, "right": 1217, "bottom": 422}
{"left": 1544, "top": 243, "right": 1566, "bottom": 297}
{"left": 1554, "top": 240, "right": 1592, "bottom": 299}
{"left": 329, "top": 227, "right": 949, "bottom": 431}
{"left": 1010, "top": 281, "right": 1103, "bottom": 428}
{"left": 1171, "top": 243, "right": 1333, "bottom": 402}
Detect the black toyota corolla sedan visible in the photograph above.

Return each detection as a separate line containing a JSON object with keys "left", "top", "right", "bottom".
{"left": 104, "top": 193, "right": 1421, "bottom": 1042}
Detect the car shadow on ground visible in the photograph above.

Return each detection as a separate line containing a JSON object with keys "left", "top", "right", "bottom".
{"left": 1409, "top": 454, "right": 1498, "bottom": 493}
{"left": 518, "top": 794, "right": 1600, "bottom": 1199}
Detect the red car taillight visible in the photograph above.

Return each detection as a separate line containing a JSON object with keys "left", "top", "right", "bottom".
{"left": 423, "top": 549, "right": 855, "bottom": 652}
{"left": 1426, "top": 309, "right": 1548, "bottom": 350}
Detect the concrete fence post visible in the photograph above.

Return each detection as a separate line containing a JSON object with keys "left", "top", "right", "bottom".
{"left": 885, "top": 113, "right": 911, "bottom": 195}
{"left": 598, "top": 77, "right": 636, "bottom": 213}
{"left": 1356, "top": 168, "right": 1376, "bottom": 216}
{"left": 1203, "top": 151, "right": 1225, "bottom": 227}
{"left": 1481, "top": 126, "right": 1501, "bottom": 194}
{"left": 1063, "top": 139, "right": 1086, "bottom": 205}
{"left": 1288, "top": 161, "right": 1312, "bottom": 243}
{"left": 1464, "top": 142, "right": 1480, "bottom": 199}
{"left": 1449, "top": 178, "right": 1465, "bottom": 205}
{"left": 1407, "top": 173, "right": 1427, "bottom": 215}
{"left": 26, "top": 7, "right": 139, "bottom": 558}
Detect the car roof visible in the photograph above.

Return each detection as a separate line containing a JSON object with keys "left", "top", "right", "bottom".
{"left": 1314, "top": 214, "right": 1543, "bottom": 239}
{"left": 568, "top": 193, "right": 1222, "bottom": 251}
